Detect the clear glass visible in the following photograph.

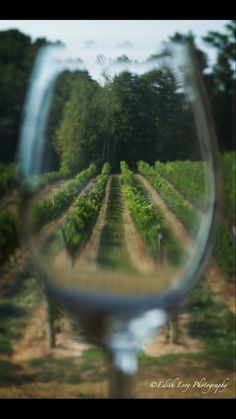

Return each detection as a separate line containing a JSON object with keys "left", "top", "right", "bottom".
{"left": 17, "top": 42, "right": 220, "bottom": 398}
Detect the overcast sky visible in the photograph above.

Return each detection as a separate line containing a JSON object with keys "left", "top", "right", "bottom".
{"left": 0, "top": 20, "right": 229, "bottom": 58}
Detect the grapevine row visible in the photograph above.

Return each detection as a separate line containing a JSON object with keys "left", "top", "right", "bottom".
{"left": 154, "top": 160, "right": 206, "bottom": 209}
{"left": 59, "top": 163, "right": 110, "bottom": 257}
{"left": 31, "top": 163, "right": 96, "bottom": 233}
{"left": 137, "top": 161, "right": 199, "bottom": 236}
{"left": 120, "top": 161, "right": 181, "bottom": 264}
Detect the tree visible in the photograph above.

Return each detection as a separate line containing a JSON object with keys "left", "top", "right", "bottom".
{"left": 168, "top": 31, "right": 209, "bottom": 73}
{"left": 203, "top": 20, "right": 235, "bottom": 151}
{"left": 0, "top": 29, "right": 63, "bottom": 164}
{"left": 55, "top": 72, "right": 104, "bottom": 174}
{"left": 0, "top": 30, "right": 44, "bottom": 163}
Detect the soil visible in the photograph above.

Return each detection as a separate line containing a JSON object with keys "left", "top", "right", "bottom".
{"left": 144, "top": 312, "right": 203, "bottom": 357}
{"left": 207, "top": 260, "right": 235, "bottom": 313}
{"left": 11, "top": 301, "right": 90, "bottom": 362}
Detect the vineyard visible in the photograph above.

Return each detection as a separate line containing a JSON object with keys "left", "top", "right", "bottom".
{"left": 0, "top": 151, "right": 235, "bottom": 397}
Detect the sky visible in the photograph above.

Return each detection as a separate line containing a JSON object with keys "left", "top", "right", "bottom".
{"left": 0, "top": 20, "right": 229, "bottom": 60}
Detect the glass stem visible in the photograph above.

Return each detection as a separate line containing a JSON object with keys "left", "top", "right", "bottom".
{"left": 108, "top": 353, "right": 134, "bottom": 398}
{"left": 105, "top": 309, "right": 168, "bottom": 398}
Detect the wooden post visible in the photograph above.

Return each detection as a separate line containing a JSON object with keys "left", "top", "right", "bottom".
{"left": 158, "top": 231, "right": 163, "bottom": 264}
{"left": 43, "top": 286, "right": 56, "bottom": 349}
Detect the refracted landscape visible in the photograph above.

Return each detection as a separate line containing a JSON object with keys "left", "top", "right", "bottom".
{"left": 0, "top": 22, "right": 235, "bottom": 398}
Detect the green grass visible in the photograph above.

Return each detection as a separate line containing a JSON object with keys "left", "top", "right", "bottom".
{"left": 188, "top": 279, "right": 235, "bottom": 371}
{"left": 139, "top": 352, "right": 206, "bottom": 367}
{"left": 97, "top": 175, "right": 135, "bottom": 272}
{"left": 0, "top": 360, "right": 29, "bottom": 387}
{"left": 82, "top": 348, "right": 104, "bottom": 360}
{"left": 27, "top": 357, "right": 85, "bottom": 384}
{"left": 25, "top": 349, "right": 106, "bottom": 385}
{"left": 0, "top": 348, "right": 105, "bottom": 388}
{"left": 221, "top": 151, "right": 235, "bottom": 222}
{"left": 0, "top": 276, "right": 43, "bottom": 355}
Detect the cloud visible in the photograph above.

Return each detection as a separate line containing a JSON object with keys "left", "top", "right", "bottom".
{"left": 84, "top": 39, "right": 97, "bottom": 48}
{"left": 116, "top": 41, "right": 133, "bottom": 49}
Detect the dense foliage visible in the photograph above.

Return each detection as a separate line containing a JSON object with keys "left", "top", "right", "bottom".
{"left": 214, "top": 152, "right": 235, "bottom": 275}
{"left": 203, "top": 21, "right": 235, "bottom": 152}
{"left": 221, "top": 152, "right": 235, "bottom": 222}
{"left": 55, "top": 68, "right": 199, "bottom": 173}
{"left": 0, "top": 209, "right": 19, "bottom": 265}
{"left": 0, "top": 30, "right": 63, "bottom": 164}
{"left": 0, "top": 163, "right": 18, "bottom": 197}
{"left": 190, "top": 278, "right": 235, "bottom": 370}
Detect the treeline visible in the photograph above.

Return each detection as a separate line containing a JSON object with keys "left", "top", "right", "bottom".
{"left": 0, "top": 21, "right": 235, "bottom": 170}
{"left": 54, "top": 20, "right": 235, "bottom": 174}
{"left": 0, "top": 29, "right": 62, "bottom": 164}
{"left": 55, "top": 68, "right": 198, "bottom": 174}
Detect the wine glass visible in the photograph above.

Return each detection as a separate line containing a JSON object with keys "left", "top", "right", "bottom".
{"left": 17, "top": 41, "right": 220, "bottom": 398}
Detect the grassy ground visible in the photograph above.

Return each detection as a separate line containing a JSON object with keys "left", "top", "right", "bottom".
{"left": 188, "top": 277, "right": 235, "bottom": 372}
{"left": 0, "top": 348, "right": 234, "bottom": 398}
{"left": 0, "top": 267, "right": 235, "bottom": 398}
{"left": 0, "top": 275, "right": 43, "bottom": 356}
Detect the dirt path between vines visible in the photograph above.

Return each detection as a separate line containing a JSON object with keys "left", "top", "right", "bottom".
{"left": 136, "top": 174, "right": 192, "bottom": 247}
{"left": 121, "top": 183, "right": 160, "bottom": 275}
{"left": 11, "top": 300, "right": 90, "bottom": 362}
